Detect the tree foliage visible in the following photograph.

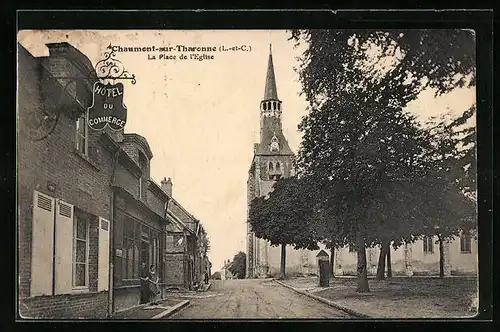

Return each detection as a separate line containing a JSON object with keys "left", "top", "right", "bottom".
{"left": 248, "top": 176, "right": 319, "bottom": 278}
{"left": 289, "top": 29, "right": 477, "bottom": 290}
{"left": 228, "top": 251, "right": 246, "bottom": 279}
{"left": 248, "top": 177, "right": 319, "bottom": 250}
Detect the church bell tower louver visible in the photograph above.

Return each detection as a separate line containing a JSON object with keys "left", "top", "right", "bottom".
{"left": 246, "top": 44, "right": 295, "bottom": 279}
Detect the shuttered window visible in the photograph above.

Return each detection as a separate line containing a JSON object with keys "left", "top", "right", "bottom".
{"left": 55, "top": 200, "right": 74, "bottom": 294}
{"left": 31, "top": 191, "right": 55, "bottom": 297}
{"left": 98, "top": 217, "right": 110, "bottom": 291}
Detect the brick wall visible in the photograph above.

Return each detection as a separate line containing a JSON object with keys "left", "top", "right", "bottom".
{"left": 147, "top": 188, "right": 165, "bottom": 217}
{"left": 113, "top": 286, "right": 141, "bottom": 313}
{"left": 19, "top": 291, "right": 108, "bottom": 319}
{"left": 114, "top": 163, "right": 140, "bottom": 198}
{"left": 18, "top": 44, "right": 113, "bottom": 318}
{"left": 164, "top": 254, "right": 186, "bottom": 287}
{"left": 169, "top": 201, "right": 196, "bottom": 230}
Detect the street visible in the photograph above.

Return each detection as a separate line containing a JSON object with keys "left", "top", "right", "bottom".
{"left": 166, "top": 279, "right": 352, "bottom": 319}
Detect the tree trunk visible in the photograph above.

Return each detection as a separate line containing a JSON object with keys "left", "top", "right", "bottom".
{"left": 386, "top": 244, "right": 392, "bottom": 278}
{"left": 280, "top": 243, "right": 286, "bottom": 280}
{"left": 330, "top": 246, "right": 335, "bottom": 278}
{"left": 438, "top": 235, "right": 444, "bottom": 278}
{"left": 375, "top": 243, "right": 386, "bottom": 280}
{"left": 356, "top": 233, "right": 370, "bottom": 293}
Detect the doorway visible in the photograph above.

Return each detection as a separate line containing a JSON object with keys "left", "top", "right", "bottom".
{"left": 140, "top": 236, "right": 150, "bottom": 304}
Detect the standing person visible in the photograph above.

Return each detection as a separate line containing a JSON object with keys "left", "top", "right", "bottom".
{"left": 148, "top": 265, "right": 160, "bottom": 305}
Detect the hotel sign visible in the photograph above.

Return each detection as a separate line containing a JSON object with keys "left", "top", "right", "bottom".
{"left": 87, "top": 82, "right": 127, "bottom": 131}
{"left": 87, "top": 43, "right": 136, "bottom": 131}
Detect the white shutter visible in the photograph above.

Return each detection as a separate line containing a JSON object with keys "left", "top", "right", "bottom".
{"left": 54, "top": 199, "right": 74, "bottom": 294}
{"left": 98, "top": 217, "right": 110, "bottom": 291}
{"left": 31, "top": 191, "right": 55, "bottom": 297}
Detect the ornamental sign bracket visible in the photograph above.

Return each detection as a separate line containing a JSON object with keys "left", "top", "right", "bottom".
{"left": 87, "top": 43, "right": 137, "bottom": 131}
{"left": 29, "top": 43, "right": 137, "bottom": 141}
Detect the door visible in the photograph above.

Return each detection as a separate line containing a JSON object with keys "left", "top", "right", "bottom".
{"left": 319, "top": 260, "right": 330, "bottom": 287}
{"left": 140, "top": 240, "right": 150, "bottom": 271}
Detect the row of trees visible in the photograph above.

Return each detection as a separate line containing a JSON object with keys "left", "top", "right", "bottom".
{"left": 248, "top": 29, "right": 477, "bottom": 292}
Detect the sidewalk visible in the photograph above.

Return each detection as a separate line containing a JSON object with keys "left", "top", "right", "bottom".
{"left": 277, "top": 276, "right": 478, "bottom": 319}
{"left": 112, "top": 298, "right": 190, "bottom": 319}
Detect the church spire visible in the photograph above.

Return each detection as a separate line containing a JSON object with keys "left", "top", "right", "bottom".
{"left": 263, "top": 43, "right": 278, "bottom": 100}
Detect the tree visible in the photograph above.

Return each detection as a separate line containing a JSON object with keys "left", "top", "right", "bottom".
{"left": 248, "top": 177, "right": 319, "bottom": 279}
{"left": 417, "top": 109, "right": 477, "bottom": 277}
{"left": 228, "top": 252, "right": 246, "bottom": 279}
{"left": 289, "top": 29, "right": 476, "bottom": 290}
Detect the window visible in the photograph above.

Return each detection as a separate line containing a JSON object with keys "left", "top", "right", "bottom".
{"left": 275, "top": 162, "right": 281, "bottom": 172}
{"left": 123, "top": 218, "right": 138, "bottom": 279}
{"left": 263, "top": 102, "right": 267, "bottom": 111}
{"left": 269, "top": 162, "right": 274, "bottom": 172}
{"left": 423, "top": 236, "right": 434, "bottom": 254}
{"left": 73, "top": 213, "right": 89, "bottom": 288}
{"left": 348, "top": 244, "right": 356, "bottom": 253}
{"left": 75, "top": 112, "right": 88, "bottom": 155}
{"left": 460, "top": 232, "right": 472, "bottom": 254}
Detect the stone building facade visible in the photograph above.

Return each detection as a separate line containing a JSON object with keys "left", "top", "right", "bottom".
{"left": 293, "top": 233, "right": 477, "bottom": 277}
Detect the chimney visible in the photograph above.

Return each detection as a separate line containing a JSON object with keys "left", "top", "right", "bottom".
{"left": 161, "top": 177, "right": 173, "bottom": 197}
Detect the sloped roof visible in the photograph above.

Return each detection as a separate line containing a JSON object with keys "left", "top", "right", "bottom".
{"left": 263, "top": 44, "right": 279, "bottom": 101}
{"left": 255, "top": 129, "right": 294, "bottom": 156}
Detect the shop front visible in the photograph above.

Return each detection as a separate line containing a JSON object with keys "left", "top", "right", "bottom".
{"left": 112, "top": 187, "right": 166, "bottom": 313}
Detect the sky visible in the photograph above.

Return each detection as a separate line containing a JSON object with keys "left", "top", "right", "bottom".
{"left": 18, "top": 30, "right": 476, "bottom": 272}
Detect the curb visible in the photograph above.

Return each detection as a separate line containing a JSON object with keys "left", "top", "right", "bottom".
{"left": 274, "top": 280, "right": 372, "bottom": 319}
{"left": 151, "top": 300, "right": 190, "bottom": 319}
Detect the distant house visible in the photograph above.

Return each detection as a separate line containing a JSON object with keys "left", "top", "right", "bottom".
{"left": 220, "top": 260, "right": 234, "bottom": 280}
{"left": 163, "top": 186, "right": 209, "bottom": 291}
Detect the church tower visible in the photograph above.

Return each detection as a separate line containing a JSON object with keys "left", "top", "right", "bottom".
{"left": 246, "top": 45, "right": 295, "bottom": 278}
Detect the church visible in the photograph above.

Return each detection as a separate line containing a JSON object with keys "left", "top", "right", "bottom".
{"left": 245, "top": 45, "right": 478, "bottom": 279}
{"left": 245, "top": 45, "right": 318, "bottom": 278}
